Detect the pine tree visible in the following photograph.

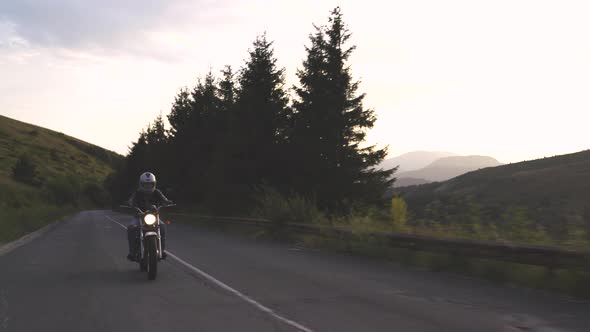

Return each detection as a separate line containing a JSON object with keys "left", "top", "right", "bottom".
{"left": 120, "top": 130, "right": 149, "bottom": 194}
{"left": 291, "top": 24, "right": 329, "bottom": 197}
{"left": 193, "top": 71, "right": 225, "bottom": 199}
{"left": 219, "top": 65, "right": 236, "bottom": 110}
{"left": 168, "top": 88, "right": 193, "bottom": 139}
{"left": 165, "top": 88, "right": 194, "bottom": 199}
{"left": 173, "top": 72, "right": 222, "bottom": 200}
{"left": 146, "top": 114, "right": 167, "bottom": 146}
{"left": 205, "top": 66, "right": 236, "bottom": 207}
{"left": 144, "top": 114, "right": 169, "bottom": 182}
{"left": 292, "top": 7, "right": 393, "bottom": 209}
{"left": 233, "top": 33, "right": 291, "bottom": 191}
{"left": 190, "top": 71, "right": 221, "bottom": 169}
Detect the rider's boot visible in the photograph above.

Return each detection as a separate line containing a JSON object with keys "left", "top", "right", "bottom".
{"left": 161, "top": 237, "right": 167, "bottom": 260}
{"left": 127, "top": 226, "right": 140, "bottom": 262}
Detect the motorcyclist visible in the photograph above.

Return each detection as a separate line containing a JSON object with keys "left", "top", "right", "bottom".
{"left": 126, "top": 172, "right": 172, "bottom": 261}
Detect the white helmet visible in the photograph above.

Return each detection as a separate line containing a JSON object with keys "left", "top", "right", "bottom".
{"left": 139, "top": 172, "right": 156, "bottom": 193}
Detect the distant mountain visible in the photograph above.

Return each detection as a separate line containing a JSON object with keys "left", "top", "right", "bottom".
{"left": 397, "top": 155, "right": 503, "bottom": 183}
{"left": 380, "top": 151, "right": 457, "bottom": 173}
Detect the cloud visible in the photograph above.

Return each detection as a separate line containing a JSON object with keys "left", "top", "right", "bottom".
{"left": 0, "top": 0, "right": 241, "bottom": 61}
{"left": 0, "top": 21, "right": 39, "bottom": 64}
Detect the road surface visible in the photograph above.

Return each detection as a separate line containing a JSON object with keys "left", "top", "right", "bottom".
{"left": 0, "top": 211, "right": 588, "bottom": 331}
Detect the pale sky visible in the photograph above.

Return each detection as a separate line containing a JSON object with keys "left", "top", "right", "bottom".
{"left": 1, "top": 0, "right": 589, "bottom": 163}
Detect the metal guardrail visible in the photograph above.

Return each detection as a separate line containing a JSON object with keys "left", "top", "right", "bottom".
{"left": 166, "top": 212, "right": 590, "bottom": 269}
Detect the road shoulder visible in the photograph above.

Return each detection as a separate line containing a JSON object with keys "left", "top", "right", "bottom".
{"left": 0, "top": 213, "right": 73, "bottom": 256}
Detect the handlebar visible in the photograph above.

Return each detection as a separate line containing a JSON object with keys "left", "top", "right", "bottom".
{"left": 119, "top": 204, "right": 176, "bottom": 214}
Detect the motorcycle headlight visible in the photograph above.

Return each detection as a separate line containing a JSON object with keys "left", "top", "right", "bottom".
{"left": 144, "top": 214, "right": 157, "bottom": 225}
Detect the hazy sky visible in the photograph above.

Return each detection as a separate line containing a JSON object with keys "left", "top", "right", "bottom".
{"left": 1, "top": 0, "right": 589, "bottom": 163}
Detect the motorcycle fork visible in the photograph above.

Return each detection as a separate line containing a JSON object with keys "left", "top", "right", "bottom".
{"left": 139, "top": 224, "right": 145, "bottom": 259}
{"left": 157, "top": 218, "right": 162, "bottom": 259}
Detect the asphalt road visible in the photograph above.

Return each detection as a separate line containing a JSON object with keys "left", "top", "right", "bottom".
{"left": 0, "top": 211, "right": 588, "bottom": 332}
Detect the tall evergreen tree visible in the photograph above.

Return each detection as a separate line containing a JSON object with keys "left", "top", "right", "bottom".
{"left": 190, "top": 71, "right": 221, "bottom": 167}
{"left": 145, "top": 114, "right": 167, "bottom": 146}
{"left": 144, "top": 114, "right": 169, "bottom": 182}
{"left": 166, "top": 88, "right": 194, "bottom": 199}
{"left": 167, "top": 72, "right": 223, "bottom": 201}
{"left": 292, "top": 7, "right": 393, "bottom": 209}
{"left": 233, "top": 33, "right": 291, "bottom": 192}
{"left": 205, "top": 66, "right": 236, "bottom": 207}
{"left": 291, "top": 24, "right": 329, "bottom": 197}
{"left": 219, "top": 65, "right": 236, "bottom": 109}
{"left": 168, "top": 88, "right": 193, "bottom": 139}
{"left": 193, "top": 71, "right": 224, "bottom": 199}
{"left": 111, "top": 11, "right": 393, "bottom": 212}
{"left": 105, "top": 129, "right": 149, "bottom": 205}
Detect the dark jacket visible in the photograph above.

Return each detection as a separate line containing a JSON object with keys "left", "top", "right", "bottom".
{"left": 127, "top": 189, "right": 171, "bottom": 212}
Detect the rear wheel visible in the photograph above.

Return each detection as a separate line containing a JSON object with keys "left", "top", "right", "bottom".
{"left": 146, "top": 236, "right": 158, "bottom": 280}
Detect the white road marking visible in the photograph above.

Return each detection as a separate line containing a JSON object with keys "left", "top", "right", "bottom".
{"left": 104, "top": 213, "right": 315, "bottom": 332}
{"left": 105, "top": 215, "right": 127, "bottom": 229}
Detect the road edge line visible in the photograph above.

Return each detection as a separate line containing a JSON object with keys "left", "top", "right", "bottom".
{"left": 104, "top": 213, "right": 314, "bottom": 332}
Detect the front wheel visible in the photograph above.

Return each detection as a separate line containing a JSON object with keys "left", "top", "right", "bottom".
{"left": 139, "top": 256, "right": 147, "bottom": 272}
{"left": 146, "top": 236, "right": 158, "bottom": 280}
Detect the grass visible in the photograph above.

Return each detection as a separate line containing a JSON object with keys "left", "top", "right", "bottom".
{"left": 166, "top": 208, "right": 590, "bottom": 298}
{"left": 0, "top": 114, "right": 122, "bottom": 243}
{"left": 296, "top": 232, "right": 590, "bottom": 298}
{"left": 398, "top": 150, "right": 590, "bottom": 243}
{"left": 0, "top": 205, "right": 77, "bottom": 243}
{"left": 0, "top": 114, "right": 120, "bottom": 181}
{"left": 0, "top": 179, "right": 91, "bottom": 243}
{"left": 177, "top": 187, "right": 590, "bottom": 298}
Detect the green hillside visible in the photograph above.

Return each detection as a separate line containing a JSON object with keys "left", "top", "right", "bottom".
{"left": 0, "top": 114, "right": 120, "bottom": 183}
{"left": 0, "top": 114, "right": 123, "bottom": 242}
{"left": 397, "top": 150, "right": 590, "bottom": 246}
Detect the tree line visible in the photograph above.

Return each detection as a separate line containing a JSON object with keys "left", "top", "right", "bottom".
{"left": 107, "top": 8, "right": 395, "bottom": 214}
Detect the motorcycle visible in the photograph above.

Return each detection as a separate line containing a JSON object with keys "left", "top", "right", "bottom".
{"left": 121, "top": 204, "right": 175, "bottom": 280}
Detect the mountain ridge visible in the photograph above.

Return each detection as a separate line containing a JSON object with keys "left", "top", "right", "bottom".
{"left": 380, "top": 151, "right": 458, "bottom": 173}
{"left": 397, "top": 155, "right": 503, "bottom": 184}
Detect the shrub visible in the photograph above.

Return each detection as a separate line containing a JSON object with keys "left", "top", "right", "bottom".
{"left": 391, "top": 196, "right": 408, "bottom": 229}
{"left": 11, "top": 154, "right": 39, "bottom": 186}
{"left": 253, "top": 186, "right": 323, "bottom": 224}
{"left": 500, "top": 206, "right": 551, "bottom": 244}
{"left": 50, "top": 149, "right": 60, "bottom": 161}
{"left": 44, "top": 176, "right": 81, "bottom": 206}
{"left": 83, "top": 182, "right": 110, "bottom": 207}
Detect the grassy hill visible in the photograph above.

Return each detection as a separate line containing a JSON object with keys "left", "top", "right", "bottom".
{"left": 0, "top": 114, "right": 120, "bottom": 182}
{"left": 394, "top": 177, "right": 431, "bottom": 187}
{"left": 0, "top": 114, "right": 123, "bottom": 242}
{"left": 396, "top": 150, "right": 590, "bottom": 246}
